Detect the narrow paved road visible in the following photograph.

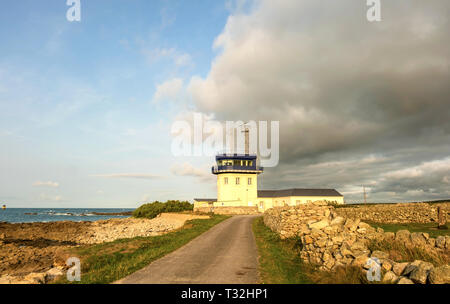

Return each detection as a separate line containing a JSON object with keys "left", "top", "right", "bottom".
{"left": 115, "top": 215, "right": 260, "bottom": 284}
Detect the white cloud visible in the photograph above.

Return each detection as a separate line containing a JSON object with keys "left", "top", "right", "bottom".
{"left": 171, "top": 162, "right": 214, "bottom": 182}
{"left": 38, "top": 193, "right": 64, "bottom": 202}
{"left": 142, "top": 47, "right": 192, "bottom": 67}
{"left": 152, "top": 78, "right": 184, "bottom": 104}
{"left": 91, "top": 173, "right": 162, "bottom": 180}
{"left": 183, "top": 0, "right": 450, "bottom": 203}
{"left": 33, "top": 181, "right": 59, "bottom": 188}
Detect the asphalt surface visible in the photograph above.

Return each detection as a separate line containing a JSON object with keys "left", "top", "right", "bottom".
{"left": 114, "top": 215, "right": 260, "bottom": 284}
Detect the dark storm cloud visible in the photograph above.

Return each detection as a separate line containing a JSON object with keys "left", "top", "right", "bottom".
{"left": 187, "top": 0, "right": 450, "bottom": 202}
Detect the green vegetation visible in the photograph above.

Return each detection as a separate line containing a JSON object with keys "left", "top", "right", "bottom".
{"left": 368, "top": 238, "right": 449, "bottom": 266}
{"left": 253, "top": 217, "right": 374, "bottom": 284}
{"left": 56, "top": 215, "right": 229, "bottom": 284}
{"left": 366, "top": 221, "right": 449, "bottom": 238}
{"left": 133, "top": 200, "right": 193, "bottom": 219}
{"left": 252, "top": 217, "right": 312, "bottom": 284}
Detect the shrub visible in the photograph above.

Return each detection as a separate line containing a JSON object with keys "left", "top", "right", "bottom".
{"left": 133, "top": 200, "right": 194, "bottom": 219}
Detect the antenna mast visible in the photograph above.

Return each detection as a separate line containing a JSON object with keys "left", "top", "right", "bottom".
{"left": 363, "top": 186, "right": 367, "bottom": 204}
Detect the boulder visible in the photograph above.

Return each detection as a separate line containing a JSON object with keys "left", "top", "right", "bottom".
{"left": 381, "top": 259, "right": 394, "bottom": 272}
{"left": 308, "top": 219, "right": 330, "bottom": 230}
{"left": 409, "top": 261, "right": 434, "bottom": 284}
{"left": 350, "top": 241, "right": 367, "bottom": 252}
{"left": 303, "top": 235, "right": 313, "bottom": 244}
{"left": 382, "top": 271, "right": 398, "bottom": 284}
{"left": 351, "top": 254, "right": 370, "bottom": 268}
{"left": 330, "top": 216, "right": 345, "bottom": 226}
{"left": 383, "top": 232, "right": 395, "bottom": 241}
{"left": 410, "top": 233, "right": 426, "bottom": 246}
{"left": 395, "top": 230, "right": 411, "bottom": 243}
{"left": 371, "top": 250, "right": 389, "bottom": 260}
{"left": 435, "top": 236, "right": 446, "bottom": 249}
{"left": 393, "top": 262, "right": 409, "bottom": 276}
{"left": 403, "top": 260, "right": 422, "bottom": 276}
{"left": 397, "top": 277, "right": 414, "bottom": 284}
{"left": 24, "top": 273, "right": 47, "bottom": 284}
{"left": 428, "top": 265, "right": 450, "bottom": 284}
{"left": 46, "top": 267, "right": 65, "bottom": 281}
{"left": 316, "top": 238, "right": 328, "bottom": 248}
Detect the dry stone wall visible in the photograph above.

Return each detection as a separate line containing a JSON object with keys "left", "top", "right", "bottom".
{"left": 335, "top": 202, "right": 450, "bottom": 224}
{"left": 263, "top": 202, "right": 450, "bottom": 284}
{"left": 194, "top": 206, "right": 260, "bottom": 215}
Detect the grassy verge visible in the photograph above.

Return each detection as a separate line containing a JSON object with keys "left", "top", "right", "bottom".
{"left": 368, "top": 238, "right": 450, "bottom": 266}
{"left": 252, "top": 217, "right": 312, "bottom": 284}
{"left": 56, "top": 215, "right": 229, "bottom": 284}
{"left": 253, "top": 217, "right": 376, "bottom": 284}
{"left": 365, "top": 221, "right": 449, "bottom": 238}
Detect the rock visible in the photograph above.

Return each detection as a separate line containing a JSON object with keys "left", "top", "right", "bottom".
{"left": 376, "top": 227, "right": 384, "bottom": 234}
{"left": 409, "top": 262, "right": 434, "bottom": 284}
{"left": 403, "top": 260, "right": 422, "bottom": 276}
{"left": 332, "top": 235, "right": 344, "bottom": 243}
{"left": 383, "top": 232, "right": 395, "bottom": 241}
{"left": 381, "top": 259, "right": 394, "bottom": 272}
{"left": 303, "top": 235, "right": 313, "bottom": 244}
{"left": 0, "top": 275, "right": 13, "bottom": 284}
{"left": 395, "top": 230, "right": 411, "bottom": 243}
{"left": 350, "top": 241, "right": 366, "bottom": 252}
{"left": 316, "top": 238, "right": 328, "bottom": 247}
{"left": 330, "top": 216, "right": 345, "bottom": 226}
{"left": 435, "top": 236, "right": 445, "bottom": 249}
{"left": 308, "top": 219, "right": 330, "bottom": 230}
{"left": 410, "top": 233, "right": 426, "bottom": 246}
{"left": 351, "top": 254, "right": 369, "bottom": 268}
{"left": 46, "top": 267, "right": 65, "bottom": 281}
{"left": 397, "top": 277, "right": 414, "bottom": 284}
{"left": 356, "top": 228, "right": 367, "bottom": 234}
{"left": 393, "top": 262, "right": 409, "bottom": 276}
{"left": 428, "top": 265, "right": 450, "bottom": 284}
{"left": 24, "top": 273, "right": 47, "bottom": 284}
{"left": 358, "top": 222, "right": 371, "bottom": 229}
{"left": 371, "top": 250, "right": 389, "bottom": 260}
{"left": 383, "top": 271, "right": 398, "bottom": 284}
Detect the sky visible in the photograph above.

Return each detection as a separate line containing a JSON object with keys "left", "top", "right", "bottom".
{"left": 0, "top": 0, "right": 449, "bottom": 208}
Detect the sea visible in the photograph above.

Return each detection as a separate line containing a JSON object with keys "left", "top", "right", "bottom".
{"left": 0, "top": 208, "right": 135, "bottom": 223}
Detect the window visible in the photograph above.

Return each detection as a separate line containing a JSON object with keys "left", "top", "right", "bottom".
{"left": 236, "top": 177, "right": 240, "bottom": 185}
{"left": 224, "top": 177, "right": 228, "bottom": 185}
{"left": 248, "top": 178, "right": 252, "bottom": 185}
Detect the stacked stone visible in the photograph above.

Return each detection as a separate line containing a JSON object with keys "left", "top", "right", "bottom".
{"left": 263, "top": 202, "right": 450, "bottom": 284}
{"left": 335, "top": 202, "right": 449, "bottom": 224}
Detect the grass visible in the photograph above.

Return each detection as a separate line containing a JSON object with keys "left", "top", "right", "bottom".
{"left": 365, "top": 221, "right": 449, "bottom": 238}
{"left": 368, "top": 238, "right": 450, "bottom": 266}
{"left": 253, "top": 217, "right": 382, "bottom": 284}
{"left": 55, "top": 215, "right": 229, "bottom": 284}
{"left": 252, "top": 217, "right": 312, "bottom": 284}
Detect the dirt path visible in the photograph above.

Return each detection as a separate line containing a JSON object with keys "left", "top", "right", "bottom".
{"left": 115, "top": 215, "right": 260, "bottom": 284}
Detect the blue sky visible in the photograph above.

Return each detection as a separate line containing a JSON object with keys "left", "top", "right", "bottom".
{"left": 1, "top": 1, "right": 449, "bottom": 208}
{"left": 0, "top": 0, "right": 232, "bottom": 207}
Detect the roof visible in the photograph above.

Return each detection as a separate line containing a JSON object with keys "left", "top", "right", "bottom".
{"left": 216, "top": 154, "right": 257, "bottom": 161}
{"left": 258, "top": 188, "right": 343, "bottom": 198}
{"left": 193, "top": 198, "right": 217, "bottom": 202}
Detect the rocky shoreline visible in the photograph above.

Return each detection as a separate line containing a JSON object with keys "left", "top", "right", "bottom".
{"left": 0, "top": 213, "right": 209, "bottom": 284}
